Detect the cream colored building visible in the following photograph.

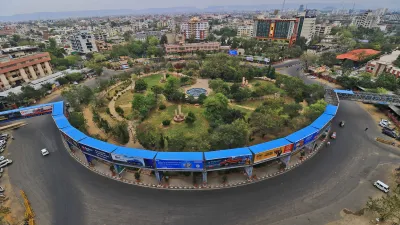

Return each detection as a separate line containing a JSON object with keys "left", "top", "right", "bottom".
{"left": 237, "top": 25, "right": 254, "bottom": 37}
{"left": 0, "top": 52, "right": 52, "bottom": 89}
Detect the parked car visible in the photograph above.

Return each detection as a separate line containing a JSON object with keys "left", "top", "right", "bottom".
{"left": 41, "top": 148, "right": 49, "bottom": 156}
{"left": 0, "top": 186, "right": 4, "bottom": 193}
{"left": 0, "top": 156, "right": 4, "bottom": 161}
{"left": 310, "top": 76, "right": 317, "bottom": 79}
{"left": 379, "top": 119, "right": 391, "bottom": 128}
{"left": 374, "top": 180, "right": 389, "bottom": 193}
{"left": 0, "top": 159, "right": 12, "bottom": 168}
{"left": 382, "top": 128, "right": 398, "bottom": 139}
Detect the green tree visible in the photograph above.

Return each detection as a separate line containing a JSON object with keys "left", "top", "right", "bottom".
{"left": 304, "top": 99, "right": 327, "bottom": 121}
{"left": 342, "top": 60, "right": 354, "bottom": 75}
{"left": 160, "top": 34, "right": 168, "bottom": 45}
{"left": 393, "top": 55, "right": 400, "bottom": 68}
{"left": 134, "top": 79, "right": 148, "bottom": 92}
{"left": 112, "top": 122, "right": 130, "bottom": 144}
{"left": 198, "top": 93, "right": 207, "bottom": 104}
{"left": 210, "top": 120, "right": 249, "bottom": 150}
{"left": 69, "top": 112, "right": 87, "bottom": 133}
{"left": 283, "top": 103, "right": 303, "bottom": 119}
{"left": 250, "top": 99, "right": 288, "bottom": 137}
{"left": 204, "top": 93, "right": 229, "bottom": 124}
{"left": 185, "top": 111, "right": 196, "bottom": 124}
{"left": 319, "top": 52, "right": 338, "bottom": 67}
{"left": 208, "top": 79, "right": 230, "bottom": 95}
{"left": 300, "top": 53, "right": 318, "bottom": 69}
{"left": 136, "top": 123, "right": 161, "bottom": 149}
{"left": 375, "top": 72, "right": 397, "bottom": 91}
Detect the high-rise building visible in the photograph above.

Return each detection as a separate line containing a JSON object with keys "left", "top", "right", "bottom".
{"left": 374, "top": 8, "right": 388, "bottom": 16}
{"left": 298, "top": 5, "right": 304, "bottom": 12}
{"left": 0, "top": 52, "right": 53, "bottom": 89}
{"left": 253, "top": 17, "right": 299, "bottom": 46}
{"left": 180, "top": 17, "right": 209, "bottom": 41}
{"left": 351, "top": 10, "right": 381, "bottom": 28}
{"left": 297, "top": 10, "right": 317, "bottom": 41}
{"left": 69, "top": 30, "right": 98, "bottom": 54}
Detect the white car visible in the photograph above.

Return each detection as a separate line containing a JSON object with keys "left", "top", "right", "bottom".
{"left": 0, "top": 156, "right": 4, "bottom": 161}
{"left": 41, "top": 149, "right": 49, "bottom": 156}
{"left": 0, "top": 159, "right": 12, "bottom": 168}
{"left": 0, "top": 186, "right": 4, "bottom": 192}
{"left": 310, "top": 76, "right": 317, "bottom": 79}
{"left": 379, "top": 119, "right": 391, "bottom": 127}
{"left": 374, "top": 180, "right": 389, "bottom": 193}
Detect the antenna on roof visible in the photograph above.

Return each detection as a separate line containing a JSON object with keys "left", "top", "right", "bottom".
{"left": 281, "top": 0, "right": 286, "bottom": 14}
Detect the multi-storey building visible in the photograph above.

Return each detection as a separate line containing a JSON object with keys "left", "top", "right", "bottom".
{"left": 237, "top": 25, "right": 254, "bottom": 37}
{"left": 351, "top": 10, "right": 381, "bottom": 28}
{"left": 253, "top": 17, "right": 299, "bottom": 46}
{"left": 314, "top": 24, "right": 332, "bottom": 37}
{"left": 164, "top": 42, "right": 220, "bottom": 54}
{"left": 180, "top": 17, "right": 209, "bottom": 41}
{"left": 95, "top": 40, "right": 113, "bottom": 51}
{"left": 297, "top": 11, "right": 317, "bottom": 41}
{"left": 69, "top": 30, "right": 98, "bottom": 54}
{"left": 0, "top": 52, "right": 53, "bottom": 89}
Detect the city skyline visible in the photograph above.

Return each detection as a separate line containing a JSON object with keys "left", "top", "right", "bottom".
{"left": 0, "top": 0, "right": 398, "bottom": 17}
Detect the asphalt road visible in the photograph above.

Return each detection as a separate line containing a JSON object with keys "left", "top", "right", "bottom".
{"left": 6, "top": 61, "right": 400, "bottom": 225}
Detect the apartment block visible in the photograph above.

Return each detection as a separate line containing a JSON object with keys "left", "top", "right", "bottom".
{"left": 297, "top": 11, "right": 317, "bottom": 41}
{"left": 164, "top": 42, "right": 220, "bottom": 54}
{"left": 0, "top": 52, "right": 53, "bottom": 89}
{"left": 180, "top": 17, "right": 209, "bottom": 41}
{"left": 314, "top": 24, "right": 332, "bottom": 37}
{"left": 69, "top": 30, "right": 98, "bottom": 54}
{"left": 237, "top": 25, "right": 254, "bottom": 37}
{"left": 253, "top": 17, "right": 299, "bottom": 46}
{"left": 352, "top": 11, "right": 381, "bottom": 28}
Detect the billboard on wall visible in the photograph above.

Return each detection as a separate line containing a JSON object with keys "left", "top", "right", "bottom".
{"left": 0, "top": 112, "right": 22, "bottom": 122}
{"left": 60, "top": 131, "right": 79, "bottom": 148}
{"left": 111, "top": 153, "right": 153, "bottom": 168}
{"left": 229, "top": 50, "right": 238, "bottom": 56}
{"left": 205, "top": 156, "right": 252, "bottom": 169}
{"left": 293, "top": 131, "right": 318, "bottom": 151}
{"left": 78, "top": 143, "right": 113, "bottom": 161}
{"left": 156, "top": 160, "right": 204, "bottom": 170}
{"left": 254, "top": 144, "right": 294, "bottom": 163}
{"left": 20, "top": 105, "right": 52, "bottom": 117}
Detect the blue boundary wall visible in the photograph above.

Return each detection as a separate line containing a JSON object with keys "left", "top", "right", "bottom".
{"left": 0, "top": 99, "right": 340, "bottom": 176}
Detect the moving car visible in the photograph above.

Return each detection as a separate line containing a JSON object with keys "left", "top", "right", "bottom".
{"left": 41, "top": 149, "right": 49, "bottom": 156}
{"left": 331, "top": 132, "right": 336, "bottom": 139}
{"left": 339, "top": 121, "right": 345, "bottom": 127}
{"left": 374, "top": 180, "right": 389, "bottom": 193}
{"left": 379, "top": 119, "right": 391, "bottom": 128}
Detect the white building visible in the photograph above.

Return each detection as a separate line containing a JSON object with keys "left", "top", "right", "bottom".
{"left": 351, "top": 11, "right": 381, "bottom": 28}
{"left": 374, "top": 8, "right": 388, "bottom": 16}
{"left": 69, "top": 30, "right": 98, "bottom": 54}
{"left": 237, "top": 25, "right": 253, "bottom": 37}
{"left": 314, "top": 24, "right": 332, "bottom": 37}
{"left": 298, "top": 11, "right": 317, "bottom": 41}
{"left": 180, "top": 17, "right": 209, "bottom": 41}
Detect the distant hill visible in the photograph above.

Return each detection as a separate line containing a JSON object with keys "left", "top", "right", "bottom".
{"left": 0, "top": 3, "right": 387, "bottom": 22}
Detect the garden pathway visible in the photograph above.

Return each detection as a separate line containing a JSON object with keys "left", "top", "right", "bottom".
{"left": 228, "top": 103, "right": 255, "bottom": 111}
{"left": 108, "top": 79, "right": 143, "bottom": 149}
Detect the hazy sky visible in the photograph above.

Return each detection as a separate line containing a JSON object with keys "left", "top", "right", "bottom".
{"left": 0, "top": 0, "right": 397, "bottom": 16}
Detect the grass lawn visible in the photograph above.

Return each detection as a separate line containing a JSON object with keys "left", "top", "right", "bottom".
{"left": 229, "top": 104, "right": 254, "bottom": 118}
{"left": 141, "top": 74, "right": 164, "bottom": 88}
{"left": 98, "top": 107, "right": 118, "bottom": 126}
{"left": 115, "top": 91, "right": 134, "bottom": 107}
{"left": 146, "top": 104, "right": 209, "bottom": 138}
{"left": 236, "top": 99, "right": 265, "bottom": 109}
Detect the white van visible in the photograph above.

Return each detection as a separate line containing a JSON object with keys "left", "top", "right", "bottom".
{"left": 374, "top": 180, "right": 389, "bottom": 193}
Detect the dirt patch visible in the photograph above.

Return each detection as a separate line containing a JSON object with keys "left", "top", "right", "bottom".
{"left": 0, "top": 136, "right": 25, "bottom": 224}
{"left": 357, "top": 102, "right": 389, "bottom": 128}
{"left": 315, "top": 78, "right": 343, "bottom": 89}
{"left": 326, "top": 209, "right": 374, "bottom": 225}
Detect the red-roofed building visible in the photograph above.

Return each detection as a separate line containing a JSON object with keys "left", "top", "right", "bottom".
{"left": 336, "top": 49, "right": 380, "bottom": 62}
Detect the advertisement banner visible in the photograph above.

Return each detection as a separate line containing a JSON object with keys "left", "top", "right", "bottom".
{"left": 60, "top": 132, "right": 80, "bottom": 148}
{"left": 206, "top": 156, "right": 252, "bottom": 169}
{"left": 293, "top": 131, "right": 319, "bottom": 151}
{"left": 254, "top": 144, "right": 294, "bottom": 163}
{"left": 156, "top": 160, "right": 203, "bottom": 170}
{"left": 0, "top": 112, "right": 22, "bottom": 122}
{"left": 78, "top": 143, "right": 113, "bottom": 161}
{"left": 111, "top": 153, "right": 154, "bottom": 168}
{"left": 20, "top": 105, "right": 52, "bottom": 117}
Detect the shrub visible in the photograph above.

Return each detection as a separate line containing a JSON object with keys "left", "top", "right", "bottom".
{"left": 134, "top": 172, "right": 141, "bottom": 181}
{"left": 115, "top": 106, "right": 124, "bottom": 116}
{"left": 159, "top": 104, "right": 166, "bottom": 110}
{"left": 162, "top": 120, "right": 171, "bottom": 126}
{"left": 185, "top": 111, "right": 196, "bottom": 124}
{"left": 106, "top": 108, "right": 111, "bottom": 115}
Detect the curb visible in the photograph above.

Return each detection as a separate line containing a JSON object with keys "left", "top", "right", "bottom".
{"left": 62, "top": 136, "right": 326, "bottom": 191}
